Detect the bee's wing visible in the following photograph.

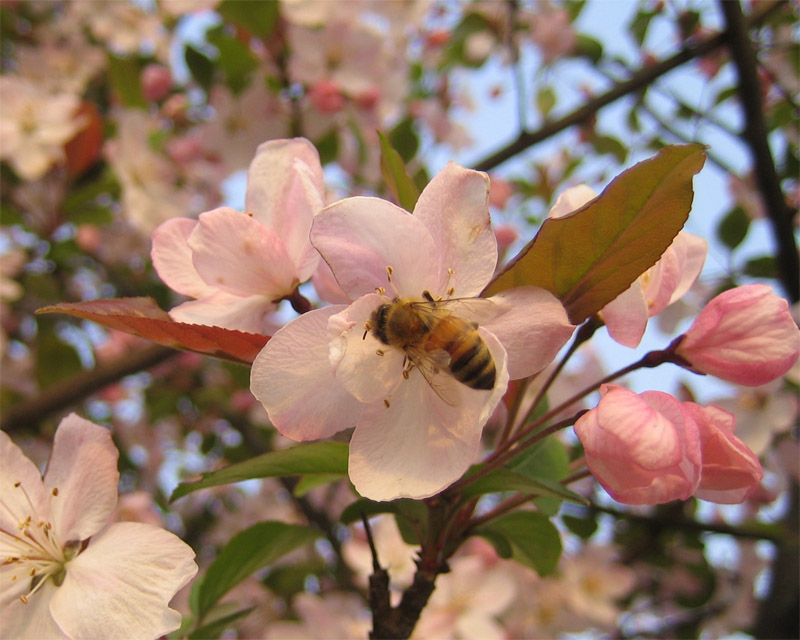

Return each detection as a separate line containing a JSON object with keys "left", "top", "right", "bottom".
{"left": 405, "top": 347, "right": 462, "bottom": 407}
{"left": 411, "top": 296, "right": 497, "bottom": 325}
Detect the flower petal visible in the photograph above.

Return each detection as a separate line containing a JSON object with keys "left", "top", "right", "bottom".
{"left": 169, "top": 291, "right": 280, "bottom": 334}
{"left": 328, "top": 294, "right": 404, "bottom": 403}
{"left": 44, "top": 414, "right": 119, "bottom": 546}
{"left": 189, "top": 207, "right": 297, "bottom": 298}
{"left": 150, "top": 218, "right": 214, "bottom": 298}
{"left": 348, "top": 331, "right": 508, "bottom": 501}
{"left": 0, "top": 580, "right": 66, "bottom": 639}
{"left": 481, "top": 287, "right": 574, "bottom": 379}
{"left": 50, "top": 522, "right": 197, "bottom": 640}
{"left": 245, "top": 138, "right": 325, "bottom": 281}
{"left": 601, "top": 282, "right": 649, "bottom": 348}
{"left": 412, "top": 162, "right": 497, "bottom": 297}
{"left": 0, "top": 430, "right": 48, "bottom": 537}
{"left": 311, "top": 197, "right": 439, "bottom": 300}
{"left": 250, "top": 306, "right": 363, "bottom": 441}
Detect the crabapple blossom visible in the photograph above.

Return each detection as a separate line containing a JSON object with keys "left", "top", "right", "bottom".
{"left": 574, "top": 384, "right": 702, "bottom": 505}
{"left": 683, "top": 403, "right": 763, "bottom": 504}
{"left": 251, "top": 163, "right": 574, "bottom": 500}
{"left": 0, "top": 414, "right": 197, "bottom": 639}
{"left": 550, "top": 185, "right": 708, "bottom": 347}
{"left": 152, "top": 138, "right": 325, "bottom": 333}
{"left": 675, "top": 284, "right": 800, "bottom": 386}
{"left": 0, "top": 76, "right": 85, "bottom": 181}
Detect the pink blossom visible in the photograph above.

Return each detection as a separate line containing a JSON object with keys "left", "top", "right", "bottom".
{"left": 307, "top": 79, "right": 346, "bottom": 114}
{"left": 251, "top": 163, "right": 574, "bottom": 500}
{"left": 488, "top": 176, "right": 514, "bottom": 210}
{"left": 675, "top": 284, "right": 800, "bottom": 386}
{"left": 683, "top": 403, "right": 763, "bottom": 504}
{"left": 574, "top": 385, "right": 702, "bottom": 505}
{"left": 141, "top": 63, "right": 172, "bottom": 102}
{"left": 151, "top": 138, "right": 325, "bottom": 333}
{"left": 0, "top": 414, "right": 196, "bottom": 639}
{"left": 549, "top": 185, "right": 707, "bottom": 347}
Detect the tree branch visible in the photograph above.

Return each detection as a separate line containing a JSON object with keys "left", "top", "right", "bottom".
{"left": 0, "top": 344, "right": 178, "bottom": 433}
{"left": 718, "top": 0, "right": 799, "bottom": 302}
{"left": 472, "top": 0, "right": 782, "bottom": 173}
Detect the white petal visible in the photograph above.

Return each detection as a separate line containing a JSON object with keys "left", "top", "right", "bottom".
{"left": 328, "top": 294, "right": 404, "bottom": 403}
{"left": 311, "top": 197, "right": 439, "bottom": 300}
{"left": 601, "top": 282, "right": 649, "bottom": 348}
{"left": 169, "top": 291, "right": 279, "bottom": 334}
{"left": 0, "top": 580, "right": 67, "bottom": 639}
{"left": 150, "top": 218, "right": 214, "bottom": 298}
{"left": 482, "top": 287, "right": 575, "bottom": 379}
{"left": 0, "top": 431, "right": 48, "bottom": 539}
{"left": 250, "top": 307, "right": 363, "bottom": 441}
{"left": 44, "top": 414, "right": 119, "bottom": 546}
{"left": 413, "top": 162, "right": 497, "bottom": 297}
{"left": 349, "top": 334, "right": 508, "bottom": 501}
{"left": 189, "top": 208, "right": 298, "bottom": 297}
{"left": 50, "top": 522, "right": 197, "bottom": 640}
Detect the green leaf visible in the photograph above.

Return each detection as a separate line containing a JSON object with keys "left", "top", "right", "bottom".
{"left": 574, "top": 34, "right": 603, "bottom": 63}
{"left": 388, "top": 118, "right": 419, "bottom": 163}
{"left": 292, "top": 473, "right": 343, "bottom": 497}
{"left": 485, "top": 144, "right": 706, "bottom": 324}
{"left": 35, "top": 333, "right": 83, "bottom": 388}
{"left": 207, "top": 25, "right": 258, "bottom": 94}
{"left": 107, "top": 55, "right": 146, "bottom": 108}
{"left": 562, "top": 513, "right": 598, "bottom": 539}
{"left": 460, "top": 466, "right": 585, "bottom": 506}
{"left": 340, "top": 498, "right": 426, "bottom": 546}
{"left": 188, "top": 605, "right": 254, "bottom": 640}
{"left": 217, "top": 0, "right": 279, "bottom": 38}
{"left": 185, "top": 45, "right": 215, "bottom": 93}
{"left": 378, "top": 130, "right": 420, "bottom": 212}
{"left": 198, "top": 521, "right": 320, "bottom": 619}
{"left": 536, "top": 87, "right": 556, "bottom": 118}
{"left": 743, "top": 255, "right": 778, "bottom": 278}
{"left": 475, "top": 529, "right": 513, "bottom": 559}
{"left": 716, "top": 205, "right": 750, "bottom": 250}
{"left": 479, "top": 511, "right": 562, "bottom": 576}
{"left": 510, "top": 439, "right": 576, "bottom": 516}
{"left": 171, "top": 442, "right": 348, "bottom": 501}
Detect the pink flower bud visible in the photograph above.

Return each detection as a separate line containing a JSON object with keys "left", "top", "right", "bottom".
{"left": 574, "top": 385, "right": 702, "bottom": 505}
{"left": 141, "top": 64, "right": 173, "bottom": 102}
{"left": 489, "top": 176, "right": 513, "bottom": 209}
{"left": 307, "top": 80, "right": 345, "bottom": 114}
{"left": 493, "top": 223, "right": 518, "bottom": 252}
{"left": 683, "top": 403, "right": 763, "bottom": 504}
{"left": 676, "top": 284, "right": 800, "bottom": 386}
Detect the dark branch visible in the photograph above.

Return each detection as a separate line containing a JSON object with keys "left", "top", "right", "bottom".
{"left": 718, "top": 0, "right": 799, "bottom": 302}
{"left": 0, "top": 344, "right": 177, "bottom": 433}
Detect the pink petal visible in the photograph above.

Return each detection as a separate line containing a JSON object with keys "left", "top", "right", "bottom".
{"left": 677, "top": 284, "right": 800, "bottom": 386}
{"left": 328, "top": 294, "right": 405, "bottom": 403}
{"left": 51, "top": 522, "right": 197, "bottom": 640}
{"left": 189, "top": 207, "right": 298, "bottom": 298}
{"left": 311, "top": 197, "right": 439, "bottom": 300}
{"left": 311, "top": 257, "right": 351, "bottom": 304}
{"left": 482, "top": 286, "right": 574, "bottom": 379}
{"left": 43, "top": 414, "right": 119, "bottom": 546}
{"left": 348, "top": 331, "right": 508, "bottom": 501}
{"left": 412, "top": 162, "right": 497, "bottom": 297}
{"left": 547, "top": 185, "right": 597, "bottom": 219}
{"left": 245, "top": 138, "right": 325, "bottom": 281}
{"left": 641, "top": 246, "right": 680, "bottom": 317}
{"left": 169, "top": 291, "right": 279, "bottom": 334}
{"left": 0, "top": 431, "right": 48, "bottom": 536}
{"left": 0, "top": 581, "right": 65, "bottom": 639}
{"left": 151, "top": 218, "right": 213, "bottom": 298}
{"left": 684, "top": 403, "right": 763, "bottom": 504}
{"left": 250, "top": 307, "right": 363, "bottom": 441}
{"left": 601, "top": 282, "right": 649, "bottom": 348}
{"left": 666, "top": 232, "right": 707, "bottom": 305}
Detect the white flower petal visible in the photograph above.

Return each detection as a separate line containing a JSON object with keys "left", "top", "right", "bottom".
{"left": 0, "top": 580, "right": 67, "bottom": 639}
{"left": 50, "top": 522, "right": 197, "bottom": 640}
{"left": 413, "top": 162, "right": 497, "bottom": 297}
{"left": 328, "top": 294, "right": 404, "bottom": 403}
{"left": 43, "top": 414, "right": 119, "bottom": 546}
{"left": 0, "top": 431, "right": 48, "bottom": 539}
{"left": 311, "top": 197, "right": 439, "bottom": 300}
{"left": 250, "top": 307, "right": 363, "bottom": 441}
{"left": 169, "top": 291, "right": 279, "bottom": 334}
{"left": 150, "top": 218, "right": 214, "bottom": 298}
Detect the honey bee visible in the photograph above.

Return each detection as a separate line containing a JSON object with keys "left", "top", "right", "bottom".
{"left": 368, "top": 291, "right": 496, "bottom": 405}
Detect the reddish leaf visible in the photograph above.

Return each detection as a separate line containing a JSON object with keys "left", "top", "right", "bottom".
{"left": 37, "top": 298, "right": 269, "bottom": 365}
{"left": 64, "top": 101, "right": 104, "bottom": 179}
{"left": 485, "top": 144, "right": 706, "bottom": 324}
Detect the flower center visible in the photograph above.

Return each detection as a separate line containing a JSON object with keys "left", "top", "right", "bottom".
{"left": 0, "top": 481, "right": 70, "bottom": 604}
